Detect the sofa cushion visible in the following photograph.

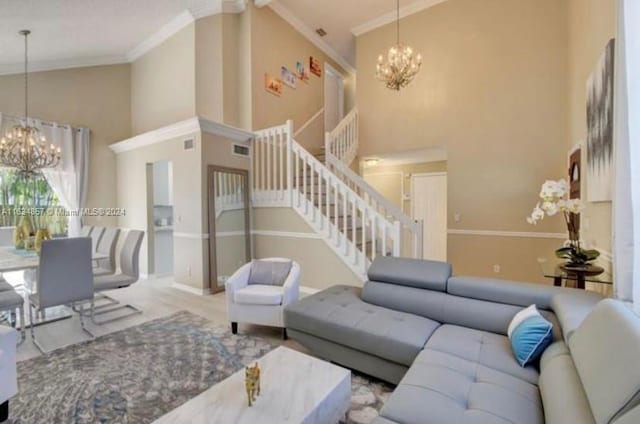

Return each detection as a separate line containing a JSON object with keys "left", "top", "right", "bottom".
{"left": 551, "top": 291, "right": 603, "bottom": 342}
{"left": 0, "top": 281, "right": 14, "bottom": 292}
{"left": 234, "top": 285, "right": 283, "bottom": 305}
{"left": 379, "top": 347, "right": 543, "bottom": 424}
{"left": 569, "top": 299, "right": 640, "bottom": 424}
{"left": 362, "top": 280, "right": 563, "bottom": 340}
{"left": 367, "top": 256, "right": 451, "bottom": 291}
{"left": 0, "top": 290, "right": 23, "bottom": 309}
{"left": 425, "top": 324, "right": 539, "bottom": 385}
{"left": 248, "top": 260, "right": 292, "bottom": 286}
{"left": 538, "top": 341, "right": 595, "bottom": 424}
{"left": 284, "top": 285, "right": 440, "bottom": 366}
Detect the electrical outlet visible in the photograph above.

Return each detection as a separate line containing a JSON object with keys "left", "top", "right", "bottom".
{"left": 493, "top": 264, "right": 501, "bottom": 273}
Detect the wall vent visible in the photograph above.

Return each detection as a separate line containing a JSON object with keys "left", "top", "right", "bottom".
{"left": 232, "top": 143, "right": 250, "bottom": 157}
{"left": 183, "top": 139, "right": 194, "bottom": 150}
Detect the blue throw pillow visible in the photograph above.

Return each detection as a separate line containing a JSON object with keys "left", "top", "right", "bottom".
{"left": 510, "top": 315, "right": 553, "bottom": 367}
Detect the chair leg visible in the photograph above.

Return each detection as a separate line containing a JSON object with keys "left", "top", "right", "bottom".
{"left": 77, "top": 302, "right": 95, "bottom": 339}
{"left": 18, "top": 304, "right": 25, "bottom": 343}
{"left": 231, "top": 322, "right": 238, "bottom": 335}
{"left": 28, "top": 303, "right": 45, "bottom": 354}
{"left": 0, "top": 400, "right": 8, "bottom": 423}
{"left": 282, "top": 328, "right": 288, "bottom": 340}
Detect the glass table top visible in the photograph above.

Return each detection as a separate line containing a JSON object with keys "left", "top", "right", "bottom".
{"left": 538, "top": 258, "right": 613, "bottom": 285}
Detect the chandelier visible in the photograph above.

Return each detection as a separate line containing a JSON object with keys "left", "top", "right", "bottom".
{"left": 0, "top": 30, "right": 61, "bottom": 178}
{"left": 376, "top": 0, "right": 422, "bottom": 91}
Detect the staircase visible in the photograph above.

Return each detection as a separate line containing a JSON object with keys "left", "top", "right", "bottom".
{"left": 251, "top": 110, "right": 423, "bottom": 280}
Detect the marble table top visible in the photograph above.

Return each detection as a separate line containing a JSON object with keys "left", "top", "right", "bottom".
{"left": 0, "top": 246, "right": 108, "bottom": 272}
{"left": 154, "top": 346, "right": 352, "bottom": 424}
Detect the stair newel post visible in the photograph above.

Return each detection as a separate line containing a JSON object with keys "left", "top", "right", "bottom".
{"left": 393, "top": 220, "right": 402, "bottom": 257}
{"left": 286, "top": 119, "right": 294, "bottom": 207}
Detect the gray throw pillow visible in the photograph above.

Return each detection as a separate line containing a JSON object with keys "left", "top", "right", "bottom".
{"left": 248, "top": 260, "right": 293, "bottom": 286}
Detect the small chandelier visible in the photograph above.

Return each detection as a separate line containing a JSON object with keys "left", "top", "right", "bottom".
{"left": 1, "top": 30, "right": 61, "bottom": 178}
{"left": 376, "top": 0, "right": 422, "bottom": 91}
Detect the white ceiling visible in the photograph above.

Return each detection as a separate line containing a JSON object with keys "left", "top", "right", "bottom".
{"left": 272, "top": 0, "right": 446, "bottom": 66}
{"left": 0, "top": 0, "right": 445, "bottom": 75}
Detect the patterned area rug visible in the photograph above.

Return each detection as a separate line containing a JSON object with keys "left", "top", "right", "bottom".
{"left": 10, "top": 311, "right": 393, "bottom": 424}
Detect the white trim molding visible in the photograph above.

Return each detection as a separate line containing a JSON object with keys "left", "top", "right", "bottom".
{"left": 252, "top": 230, "right": 321, "bottom": 239}
{"left": 268, "top": 1, "right": 356, "bottom": 75}
{"left": 448, "top": 229, "right": 567, "bottom": 240}
{"left": 173, "top": 232, "right": 210, "bottom": 239}
{"left": 352, "top": 0, "right": 448, "bottom": 36}
{"left": 172, "top": 282, "right": 212, "bottom": 296}
{"left": 127, "top": 10, "right": 195, "bottom": 62}
{"left": 109, "top": 117, "right": 254, "bottom": 154}
{"left": 294, "top": 108, "right": 324, "bottom": 138}
{"left": 0, "top": 54, "right": 128, "bottom": 76}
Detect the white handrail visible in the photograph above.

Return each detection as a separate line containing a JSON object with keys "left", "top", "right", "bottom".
{"left": 251, "top": 120, "right": 403, "bottom": 278}
{"left": 294, "top": 108, "right": 324, "bottom": 138}
{"left": 325, "top": 108, "right": 358, "bottom": 166}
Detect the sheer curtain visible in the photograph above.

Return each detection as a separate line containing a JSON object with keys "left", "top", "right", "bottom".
{"left": 0, "top": 114, "right": 90, "bottom": 238}
{"left": 37, "top": 120, "right": 90, "bottom": 237}
{"left": 613, "top": 0, "right": 640, "bottom": 311}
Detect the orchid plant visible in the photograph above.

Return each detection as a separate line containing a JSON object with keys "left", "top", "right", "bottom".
{"left": 527, "top": 179, "right": 599, "bottom": 267}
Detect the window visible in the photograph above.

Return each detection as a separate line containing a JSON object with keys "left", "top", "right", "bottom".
{"left": 0, "top": 169, "right": 68, "bottom": 235}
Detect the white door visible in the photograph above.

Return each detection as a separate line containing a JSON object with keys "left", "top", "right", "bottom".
{"left": 324, "top": 63, "right": 344, "bottom": 133}
{"left": 411, "top": 173, "right": 448, "bottom": 261}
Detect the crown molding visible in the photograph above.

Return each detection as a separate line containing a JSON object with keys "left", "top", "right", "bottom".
{"left": 448, "top": 229, "right": 567, "bottom": 240}
{"left": 109, "top": 117, "right": 254, "bottom": 154}
{"left": 0, "top": 54, "right": 128, "bottom": 76}
{"left": 351, "top": 0, "right": 447, "bottom": 36}
{"left": 268, "top": 1, "right": 356, "bottom": 75}
{"left": 127, "top": 10, "right": 196, "bottom": 62}
{"left": 254, "top": 0, "right": 272, "bottom": 7}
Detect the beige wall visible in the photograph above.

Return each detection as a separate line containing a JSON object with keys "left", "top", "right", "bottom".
{"left": 357, "top": 0, "right": 569, "bottom": 282}
{"left": 252, "top": 208, "right": 362, "bottom": 290}
{"left": 0, "top": 64, "right": 131, "bottom": 227}
{"left": 116, "top": 132, "right": 204, "bottom": 288}
{"left": 195, "top": 15, "right": 224, "bottom": 124}
{"left": 567, "top": 0, "right": 616, "bottom": 257}
{"left": 249, "top": 3, "right": 350, "bottom": 148}
{"left": 131, "top": 24, "right": 196, "bottom": 135}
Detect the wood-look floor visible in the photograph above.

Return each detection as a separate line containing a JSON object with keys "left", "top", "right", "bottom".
{"left": 16, "top": 277, "right": 304, "bottom": 362}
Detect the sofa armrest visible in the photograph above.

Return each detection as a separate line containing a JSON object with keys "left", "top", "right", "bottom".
{"left": 282, "top": 262, "right": 301, "bottom": 306}
{"left": 225, "top": 262, "right": 251, "bottom": 306}
{"left": 0, "top": 325, "right": 18, "bottom": 403}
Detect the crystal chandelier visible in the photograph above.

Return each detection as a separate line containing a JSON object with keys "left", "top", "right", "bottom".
{"left": 376, "top": 0, "right": 422, "bottom": 91}
{"left": 1, "top": 30, "right": 61, "bottom": 178}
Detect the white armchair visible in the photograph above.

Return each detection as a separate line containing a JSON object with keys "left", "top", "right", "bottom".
{"left": 0, "top": 325, "right": 18, "bottom": 422}
{"left": 225, "top": 258, "right": 300, "bottom": 339}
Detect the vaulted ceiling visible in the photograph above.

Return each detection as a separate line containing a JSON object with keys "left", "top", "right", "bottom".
{"left": 0, "top": 0, "right": 445, "bottom": 75}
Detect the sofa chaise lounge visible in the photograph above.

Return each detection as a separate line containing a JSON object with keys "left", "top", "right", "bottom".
{"left": 284, "top": 256, "right": 640, "bottom": 424}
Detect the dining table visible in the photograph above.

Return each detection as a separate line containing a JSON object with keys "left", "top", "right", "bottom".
{"left": 0, "top": 246, "right": 109, "bottom": 328}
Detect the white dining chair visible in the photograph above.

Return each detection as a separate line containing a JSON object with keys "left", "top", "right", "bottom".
{"left": 93, "top": 227, "right": 121, "bottom": 277}
{"left": 89, "top": 226, "right": 105, "bottom": 253}
{"left": 91, "top": 230, "right": 144, "bottom": 324}
{"left": 28, "top": 237, "right": 95, "bottom": 353}
{"left": 80, "top": 225, "right": 93, "bottom": 237}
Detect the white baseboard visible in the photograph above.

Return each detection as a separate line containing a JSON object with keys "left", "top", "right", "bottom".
{"left": 300, "top": 286, "right": 320, "bottom": 297}
{"left": 171, "top": 282, "right": 212, "bottom": 296}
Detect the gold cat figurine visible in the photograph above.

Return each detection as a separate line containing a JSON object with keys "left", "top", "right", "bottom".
{"left": 245, "top": 362, "right": 261, "bottom": 407}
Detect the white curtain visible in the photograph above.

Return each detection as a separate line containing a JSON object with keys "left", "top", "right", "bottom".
{"left": 613, "top": 0, "right": 640, "bottom": 311}
{"left": 0, "top": 114, "right": 90, "bottom": 238}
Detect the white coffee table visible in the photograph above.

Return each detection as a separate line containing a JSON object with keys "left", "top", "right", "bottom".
{"left": 154, "top": 346, "right": 351, "bottom": 424}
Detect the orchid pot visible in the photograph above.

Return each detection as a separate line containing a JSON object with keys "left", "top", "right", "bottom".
{"left": 527, "top": 179, "right": 600, "bottom": 269}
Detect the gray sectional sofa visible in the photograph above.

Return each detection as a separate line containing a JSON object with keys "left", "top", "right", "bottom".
{"left": 284, "top": 256, "right": 640, "bottom": 424}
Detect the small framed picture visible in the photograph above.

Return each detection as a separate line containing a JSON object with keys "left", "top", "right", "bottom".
{"left": 309, "top": 56, "right": 322, "bottom": 77}
{"left": 296, "top": 61, "right": 309, "bottom": 83}
{"left": 281, "top": 66, "right": 297, "bottom": 89}
{"left": 568, "top": 143, "right": 582, "bottom": 200}
{"left": 264, "top": 73, "right": 282, "bottom": 96}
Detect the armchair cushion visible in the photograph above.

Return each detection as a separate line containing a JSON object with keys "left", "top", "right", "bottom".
{"left": 248, "top": 259, "right": 292, "bottom": 286}
{"left": 234, "top": 285, "right": 283, "bottom": 306}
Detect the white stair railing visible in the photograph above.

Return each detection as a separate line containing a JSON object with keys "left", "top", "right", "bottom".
{"left": 325, "top": 108, "right": 358, "bottom": 166}
{"left": 324, "top": 108, "right": 424, "bottom": 259}
{"left": 251, "top": 120, "right": 402, "bottom": 279}
{"left": 326, "top": 156, "right": 424, "bottom": 259}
